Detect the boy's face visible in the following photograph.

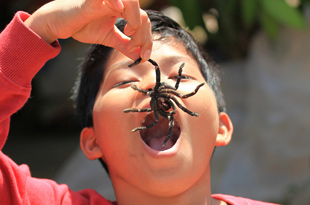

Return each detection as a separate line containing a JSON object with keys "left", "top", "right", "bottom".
{"left": 81, "top": 38, "right": 232, "bottom": 197}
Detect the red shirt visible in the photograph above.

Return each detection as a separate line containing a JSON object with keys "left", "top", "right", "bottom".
{"left": 0, "top": 11, "right": 278, "bottom": 205}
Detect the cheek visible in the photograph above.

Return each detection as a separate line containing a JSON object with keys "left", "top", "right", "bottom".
{"left": 92, "top": 91, "right": 149, "bottom": 180}
{"left": 91, "top": 86, "right": 155, "bottom": 159}
{"left": 185, "top": 84, "right": 219, "bottom": 127}
{"left": 93, "top": 94, "right": 124, "bottom": 131}
{"left": 184, "top": 86, "right": 219, "bottom": 155}
{"left": 92, "top": 91, "right": 137, "bottom": 152}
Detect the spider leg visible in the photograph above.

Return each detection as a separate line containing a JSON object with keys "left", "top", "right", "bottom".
{"left": 129, "top": 58, "right": 159, "bottom": 69}
{"left": 128, "top": 58, "right": 142, "bottom": 67}
{"left": 174, "top": 62, "right": 185, "bottom": 90}
{"left": 160, "top": 94, "right": 199, "bottom": 117}
{"left": 159, "top": 88, "right": 183, "bottom": 96}
{"left": 147, "top": 59, "right": 161, "bottom": 90}
{"left": 131, "top": 85, "right": 149, "bottom": 95}
{"left": 168, "top": 100, "right": 177, "bottom": 115}
{"left": 160, "top": 82, "right": 175, "bottom": 90}
{"left": 129, "top": 58, "right": 162, "bottom": 91}
{"left": 147, "top": 58, "right": 158, "bottom": 68}
{"left": 131, "top": 108, "right": 160, "bottom": 132}
{"left": 180, "top": 83, "right": 205, "bottom": 98}
{"left": 123, "top": 108, "right": 152, "bottom": 113}
{"left": 162, "top": 114, "right": 174, "bottom": 148}
{"left": 160, "top": 83, "right": 204, "bottom": 98}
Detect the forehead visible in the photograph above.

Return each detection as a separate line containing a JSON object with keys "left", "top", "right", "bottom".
{"left": 104, "top": 39, "right": 199, "bottom": 76}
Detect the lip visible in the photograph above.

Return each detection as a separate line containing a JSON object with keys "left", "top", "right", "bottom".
{"left": 140, "top": 132, "right": 181, "bottom": 158}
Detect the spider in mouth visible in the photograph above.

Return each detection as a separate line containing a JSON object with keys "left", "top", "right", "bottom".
{"left": 123, "top": 58, "right": 204, "bottom": 148}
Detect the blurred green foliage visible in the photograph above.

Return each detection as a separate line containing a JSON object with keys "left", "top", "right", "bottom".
{"left": 168, "top": 0, "right": 308, "bottom": 60}
{"left": 257, "top": 0, "right": 306, "bottom": 37}
{"left": 169, "top": 0, "right": 206, "bottom": 30}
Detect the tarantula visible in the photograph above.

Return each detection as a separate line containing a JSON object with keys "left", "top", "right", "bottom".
{"left": 123, "top": 58, "right": 204, "bottom": 148}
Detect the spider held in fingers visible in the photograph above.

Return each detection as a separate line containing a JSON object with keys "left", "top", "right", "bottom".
{"left": 123, "top": 58, "right": 205, "bottom": 148}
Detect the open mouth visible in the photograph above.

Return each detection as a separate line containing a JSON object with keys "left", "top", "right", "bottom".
{"left": 139, "top": 113, "right": 181, "bottom": 151}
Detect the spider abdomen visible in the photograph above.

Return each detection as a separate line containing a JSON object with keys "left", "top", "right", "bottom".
{"left": 158, "top": 97, "right": 171, "bottom": 111}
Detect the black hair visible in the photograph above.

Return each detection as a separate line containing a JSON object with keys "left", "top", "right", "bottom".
{"left": 72, "top": 10, "right": 225, "bottom": 174}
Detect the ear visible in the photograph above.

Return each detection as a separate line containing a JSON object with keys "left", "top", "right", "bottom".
{"left": 215, "top": 112, "right": 233, "bottom": 147}
{"left": 80, "top": 127, "right": 104, "bottom": 160}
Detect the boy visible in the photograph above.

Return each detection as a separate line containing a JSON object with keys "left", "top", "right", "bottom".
{"left": 0, "top": 0, "right": 277, "bottom": 204}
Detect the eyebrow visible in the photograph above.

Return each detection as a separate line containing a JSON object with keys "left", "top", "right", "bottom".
{"left": 104, "top": 60, "right": 136, "bottom": 79}
{"left": 160, "top": 55, "right": 195, "bottom": 67}
{"left": 107, "top": 55, "right": 196, "bottom": 76}
{"left": 108, "top": 60, "right": 134, "bottom": 71}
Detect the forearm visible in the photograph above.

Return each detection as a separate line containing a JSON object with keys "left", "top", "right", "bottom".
{"left": 0, "top": 11, "right": 61, "bottom": 150}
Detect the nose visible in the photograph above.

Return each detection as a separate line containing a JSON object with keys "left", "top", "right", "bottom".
{"left": 140, "top": 68, "right": 159, "bottom": 92}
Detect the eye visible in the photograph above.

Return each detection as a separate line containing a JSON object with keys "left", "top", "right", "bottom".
{"left": 112, "top": 80, "right": 135, "bottom": 88}
{"left": 171, "top": 74, "right": 194, "bottom": 81}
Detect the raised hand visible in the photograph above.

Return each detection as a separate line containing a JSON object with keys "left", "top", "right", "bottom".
{"left": 25, "top": 0, "right": 152, "bottom": 60}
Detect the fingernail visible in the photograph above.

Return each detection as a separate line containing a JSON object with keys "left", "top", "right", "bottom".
{"left": 142, "top": 50, "right": 151, "bottom": 60}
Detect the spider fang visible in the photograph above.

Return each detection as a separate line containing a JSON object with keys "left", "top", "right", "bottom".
{"left": 123, "top": 58, "right": 204, "bottom": 148}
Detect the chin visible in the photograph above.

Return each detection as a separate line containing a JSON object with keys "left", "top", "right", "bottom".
{"left": 140, "top": 166, "right": 207, "bottom": 198}
{"left": 134, "top": 144, "right": 209, "bottom": 198}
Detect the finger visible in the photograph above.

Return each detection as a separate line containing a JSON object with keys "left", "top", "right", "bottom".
{"left": 122, "top": 0, "right": 142, "bottom": 36}
{"left": 126, "top": 10, "right": 149, "bottom": 50}
{"left": 104, "top": 0, "right": 124, "bottom": 11}
{"left": 105, "top": 26, "right": 140, "bottom": 60}
{"left": 126, "top": 11, "right": 153, "bottom": 60}
{"left": 139, "top": 18, "right": 152, "bottom": 60}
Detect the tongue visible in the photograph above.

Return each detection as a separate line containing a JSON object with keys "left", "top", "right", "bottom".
{"left": 148, "top": 136, "right": 174, "bottom": 151}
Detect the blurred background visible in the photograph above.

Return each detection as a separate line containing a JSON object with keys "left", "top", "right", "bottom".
{"left": 1, "top": 0, "right": 310, "bottom": 204}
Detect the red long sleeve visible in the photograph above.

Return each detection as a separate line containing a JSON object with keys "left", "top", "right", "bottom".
{"left": 0, "top": 11, "right": 61, "bottom": 151}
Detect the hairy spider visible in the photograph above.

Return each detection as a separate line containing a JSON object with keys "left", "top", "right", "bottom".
{"left": 123, "top": 58, "right": 204, "bottom": 148}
